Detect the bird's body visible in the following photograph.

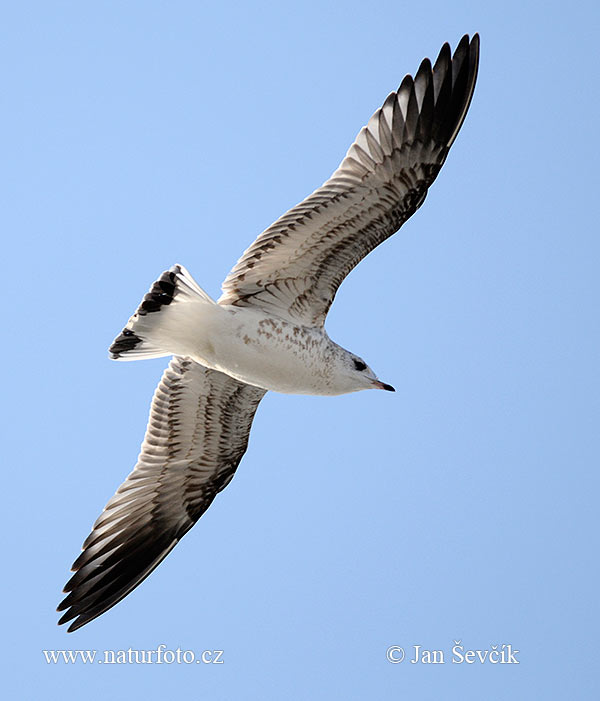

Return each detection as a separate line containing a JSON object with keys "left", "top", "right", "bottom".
{"left": 59, "top": 34, "right": 480, "bottom": 632}
{"left": 200, "top": 309, "right": 367, "bottom": 396}
{"left": 183, "top": 303, "right": 346, "bottom": 395}
{"left": 110, "top": 265, "right": 380, "bottom": 395}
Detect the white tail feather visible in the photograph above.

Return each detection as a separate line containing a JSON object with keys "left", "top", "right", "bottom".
{"left": 109, "top": 264, "right": 215, "bottom": 361}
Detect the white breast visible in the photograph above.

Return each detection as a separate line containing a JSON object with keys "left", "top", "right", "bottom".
{"left": 189, "top": 305, "right": 340, "bottom": 395}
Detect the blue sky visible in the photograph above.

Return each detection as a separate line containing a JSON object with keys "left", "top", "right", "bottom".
{"left": 3, "top": 1, "right": 599, "bottom": 699}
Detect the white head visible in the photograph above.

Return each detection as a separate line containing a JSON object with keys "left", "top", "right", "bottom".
{"left": 328, "top": 346, "right": 395, "bottom": 395}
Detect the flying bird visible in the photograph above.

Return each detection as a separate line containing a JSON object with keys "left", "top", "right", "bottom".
{"left": 58, "top": 34, "right": 480, "bottom": 631}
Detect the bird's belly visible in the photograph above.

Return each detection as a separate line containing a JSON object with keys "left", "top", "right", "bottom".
{"left": 190, "top": 309, "right": 337, "bottom": 395}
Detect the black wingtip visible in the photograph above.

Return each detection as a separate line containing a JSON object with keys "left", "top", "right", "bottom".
{"left": 416, "top": 56, "right": 432, "bottom": 80}
{"left": 398, "top": 72, "right": 413, "bottom": 94}
{"left": 470, "top": 33, "right": 481, "bottom": 78}
{"left": 455, "top": 33, "right": 471, "bottom": 55}
{"left": 440, "top": 33, "right": 480, "bottom": 149}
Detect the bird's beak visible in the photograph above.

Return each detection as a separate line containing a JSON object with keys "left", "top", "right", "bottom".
{"left": 372, "top": 380, "right": 395, "bottom": 392}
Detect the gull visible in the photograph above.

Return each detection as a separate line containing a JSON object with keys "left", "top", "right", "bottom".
{"left": 58, "top": 34, "right": 479, "bottom": 631}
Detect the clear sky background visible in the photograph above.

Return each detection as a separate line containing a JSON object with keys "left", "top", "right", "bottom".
{"left": 3, "top": 1, "right": 599, "bottom": 699}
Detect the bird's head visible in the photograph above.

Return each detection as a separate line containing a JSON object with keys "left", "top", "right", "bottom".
{"left": 329, "top": 346, "right": 395, "bottom": 395}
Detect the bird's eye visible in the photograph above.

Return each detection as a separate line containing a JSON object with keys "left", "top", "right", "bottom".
{"left": 353, "top": 359, "right": 367, "bottom": 372}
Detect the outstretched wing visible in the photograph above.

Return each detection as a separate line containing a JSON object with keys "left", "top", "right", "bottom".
{"left": 219, "top": 34, "right": 479, "bottom": 326}
{"left": 58, "top": 357, "right": 266, "bottom": 632}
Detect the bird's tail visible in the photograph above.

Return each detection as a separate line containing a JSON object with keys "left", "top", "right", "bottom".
{"left": 109, "top": 264, "right": 215, "bottom": 360}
